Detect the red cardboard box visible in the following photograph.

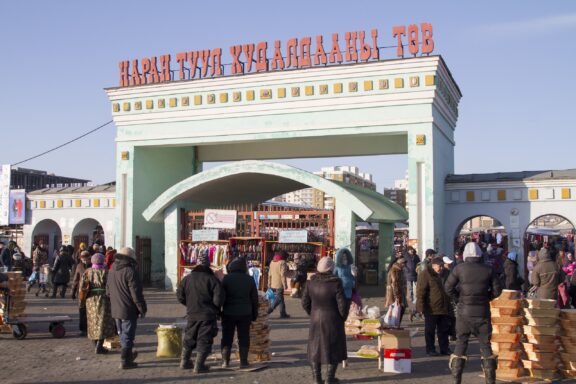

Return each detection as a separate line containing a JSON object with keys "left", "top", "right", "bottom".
{"left": 383, "top": 348, "right": 412, "bottom": 373}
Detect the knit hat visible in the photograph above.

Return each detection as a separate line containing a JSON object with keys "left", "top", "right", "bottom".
{"left": 91, "top": 253, "right": 105, "bottom": 265}
{"left": 80, "top": 250, "right": 90, "bottom": 259}
{"left": 442, "top": 256, "right": 454, "bottom": 265}
{"left": 463, "top": 242, "right": 482, "bottom": 260}
{"left": 507, "top": 252, "right": 518, "bottom": 262}
{"left": 197, "top": 253, "right": 210, "bottom": 267}
{"left": 118, "top": 247, "right": 135, "bottom": 259}
{"left": 317, "top": 256, "right": 335, "bottom": 273}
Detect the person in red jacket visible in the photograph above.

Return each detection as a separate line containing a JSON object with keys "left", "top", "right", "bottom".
{"left": 105, "top": 248, "right": 116, "bottom": 270}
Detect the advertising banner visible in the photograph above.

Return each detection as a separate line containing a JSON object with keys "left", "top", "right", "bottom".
{"left": 9, "top": 189, "right": 25, "bottom": 225}
{"left": 203, "top": 209, "right": 237, "bottom": 229}
{"left": 0, "top": 165, "right": 11, "bottom": 226}
{"left": 278, "top": 230, "right": 308, "bottom": 243}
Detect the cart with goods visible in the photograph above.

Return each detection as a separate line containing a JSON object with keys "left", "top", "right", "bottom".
{"left": 0, "top": 271, "right": 71, "bottom": 339}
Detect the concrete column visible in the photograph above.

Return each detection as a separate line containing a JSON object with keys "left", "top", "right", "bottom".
{"left": 163, "top": 202, "right": 181, "bottom": 291}
{"left": 334, "top": 207, "right": 356, "bottom": 260}
{"left": 378, "top": 222, "right": 394, "bottom": 283}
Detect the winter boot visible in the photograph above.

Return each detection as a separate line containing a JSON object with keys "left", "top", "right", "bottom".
{"left": 180, "top": 347, "right": 193, "bottom": 370}
{"left": 192, "top": 352, "right": 210, "bottom": 374}
{"left": 239, "top": 346, "right": 249, "bottom": 369}
{"left": 221, "top": 346, "right": 231, "bottom": 368}
{"left": 481, "top": 355, "right": 497, "bottom": 384}
{"left": 325, "top": 363, "right": 340, "bottom": 384}
{"left": 449, "top": 354, "right": 467, "bottom": 384}
{"left": 119, "top": 348, "right": 138, "bottom": 369}
{"left": 311, "top": 362, "right": 323, "bottom": 384}
{"left": 95, "top": 339, "right": 108, "bottom": 354}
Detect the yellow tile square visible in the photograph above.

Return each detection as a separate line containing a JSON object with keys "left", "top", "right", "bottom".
{"left": 305, "top": 86, "right": 314, "bottom": 96}
{"left": 562, "top": 188, "right": 571, "bottom": 199}
{"left": 529, "top": 189, "right": 538, "bottom": 200}
{"left": 146, "top": 100, "right": 154, "bottom": 109}
{"left": 291, "top": 87, "right": 300, "bottom": 97}
{"left": 497, "top": 190, "right": 506, "bottom": 201}
{"left": 112, "top": 199, "right": 116, "bottom": 208}
{"left": 363, "top": 80, "right": 373, "bottom": 91}
{"left": 425, "top": 75, "right": 436, "bottom": 86}
{"left": 182, "top": 96, "right": 189, "bottom": 106}
{"left": 158, "top": 99, "right": 165, "bottom": 108}
{"left": 194, "top": 95, "right": 202, "bottom": 105}
{"left": 134, "top": 101, "right": 142, "bottom": 110}
{"left": 394, "top": 78, "right": 404, "bottom": 88}
{"left": 112, "top": 103, "right": 120, "bottom": 112}
{"left": 233, "top": 92, "right": 242, "bottom": 102}
{"left": 219, "top": 93, "right": 228, "bottom": 103}
{"left": 416, "top": 135, "right": 426, "bottom": 145}
{"left": 121, "top": 151, "right": 129, "bottom": 160}
{"left": 57, "top": 200, "right": 63, "bottom": 208}
{"left": 333, "top": 83, "right": 343, "bottom": 93}
{"left": 75, "top": 199, "right": 81, "bottom": 208}
{"left": 277, "top": 88, "right": 286, "bottom": 98}
{"left": 379, "top": 79, "right": 389, "bottom": 89}
{"left": 39, "top": 200, "right": 46, "bottom": 208}
{"left": 122, "top": 102, "right": 131, "bottom": 112}
{"left": 466, "top": 191, "right": 475, "bottom": 202}
{"left": 93, "top": 199, "right": 100, "bottom": 208}
{"left": 246, "top": 90, "right": 255, "bottom": 101}
{"left": 319, "top": 85, "right": 328, "bottom": 95}
{"left": 260, "top": 89, "right": 272, "bottom": 100}
{"left": 169, "top": 98, "right": 178, "bottom": 107}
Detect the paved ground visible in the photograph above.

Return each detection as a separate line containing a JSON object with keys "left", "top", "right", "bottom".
{"left": 0, "top": 285, "right": 495, "bottom": 384}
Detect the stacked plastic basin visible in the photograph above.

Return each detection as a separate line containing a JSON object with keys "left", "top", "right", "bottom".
{"left": 559, "top": 309, "right": 576, "bottom": 379}
{"left": 521, "top": 299, "right": 561, "bottom": 381}
{"left": 490, "top": 290, "right": 525, "bottom": 380}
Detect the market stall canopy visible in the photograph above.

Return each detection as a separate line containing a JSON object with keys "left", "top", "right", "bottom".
{"left": 143, "top": 160, "right": 407, "bottom": 224}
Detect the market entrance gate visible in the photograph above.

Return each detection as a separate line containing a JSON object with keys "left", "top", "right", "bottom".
{"left": 106, "top": 55, "right": 462, "bottom": 287}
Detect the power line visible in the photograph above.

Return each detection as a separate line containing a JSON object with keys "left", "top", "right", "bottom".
{"left": 13, "top": 120, "right": 114, "bottom": 166}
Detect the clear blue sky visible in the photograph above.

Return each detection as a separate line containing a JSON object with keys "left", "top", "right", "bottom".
{"left": 1, "top": 1, "right": 575, "bottom": 190}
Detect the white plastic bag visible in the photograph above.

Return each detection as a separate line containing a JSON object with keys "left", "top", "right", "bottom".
{"left": 366, "top": 306, "right": 381, "bottom": 320}
{"left": 383, "top": 302, "right": 401, "bottom": 327}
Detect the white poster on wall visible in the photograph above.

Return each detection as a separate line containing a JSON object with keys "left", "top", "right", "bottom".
{"left": 0, "top": 164, "right": 11, "bottom": 226}
{"left": 204, "top": 209, "right": 237, "bottom": 229}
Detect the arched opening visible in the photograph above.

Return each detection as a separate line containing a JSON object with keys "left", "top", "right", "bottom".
{"left": 72, "top": 218, "right": 105, "bottom": 250}
{"left": 524, "top": 214, "right": 575, "bottom": 279}
{"left": 32, "top": 219, "right": 62, "bottom": 255}
{"left": 453, "top": 215, "right": 508, "bottom": 256}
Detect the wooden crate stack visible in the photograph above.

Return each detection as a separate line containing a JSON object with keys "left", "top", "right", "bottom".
{"left": 0, "top": 271, "right": 27, "bottom": 332}
{"left": 521, "top": 299, "right": 561, "bottom": 381}
{"left": 246, "top": 293, "right": 271, "bottom": 362}
{"left": 559, "top": 309, "right": 576, "bottom": 379}
{"left": 489, "top": 290, "right": 525, "bottom": 380}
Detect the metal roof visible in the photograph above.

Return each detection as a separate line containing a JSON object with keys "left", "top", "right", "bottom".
{"left": 446, "top": 169, "right": 576, "bottom": 184}
{"left": 28, "top": 184, "right": 116, "bottom": 195}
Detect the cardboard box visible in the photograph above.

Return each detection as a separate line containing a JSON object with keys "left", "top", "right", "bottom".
{"left": 379, "top": 329, "right": 411, "bottom": 349}
{"left": 383, "top": 348, "right": 412, "bottom": 373}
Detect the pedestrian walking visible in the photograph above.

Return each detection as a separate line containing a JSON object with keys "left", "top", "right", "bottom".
{"left": 302, "top": 256, "right": 348, "bottom": 384}
{"left": 290, "top": 253, "right": 308, "bottom": 298}
{"left": 445, "top": 242, "right": 502, "bottom": 384}
{"left": 51, "top": 246, "right": 74, "bottom": 298}
{"left": 107, "top": 247, "right": 147, "bottom": 369}
{"left": 334, "top": 248, "right": 355, "bottom": 304}
{"left": 385, "top": 256, "right": 408, "bottom": 325}
{"left": 267, "top": 251, "right": 290, "bottom": 318}
{"left": 416, "top": 257, "right": 452, "bottom": 356}
{"left": 28, "top": 242, "right": 48, "bottom": 294}
{"left": 105, "top": 247, "right": 116, "bottom": 270}
{"left": 177, "top": 252, "right": 223, "bottom": 373}
{"left": 503, "top": 252, "right": 524, "bottom": 291}
{"left": 531, "top": 248, "right": 560, "bottom": 300}
{"left": 71, "top": 251, "right": 91, "bottom": 335}
{"left": 440, "top": 256, "right": 457, "bottom": 341}
{"left": 403, "top": 246, "right": 420, "bottom": 322}
{"left": 82, "top": 253, "right": 116, "bottom": 354}
{"left": 0, "top": 241, "right": 17, "bottom": 271}
{"left": 220, "top": 257, "right": 258, "bottom": 369}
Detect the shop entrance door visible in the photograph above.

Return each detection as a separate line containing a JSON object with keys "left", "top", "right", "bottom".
{"left": 135, "top": 236, "right": 152, "bottom": 286}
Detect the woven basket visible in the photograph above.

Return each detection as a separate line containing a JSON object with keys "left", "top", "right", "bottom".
{"left": 522, "top": 359, "right": 558, "bottom": 370}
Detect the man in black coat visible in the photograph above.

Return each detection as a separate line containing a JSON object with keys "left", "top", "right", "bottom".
{"left": 220, "top": 257, "right": 258, "bottom": 368}
{"left": 445, "top": 242, "right": 502, "bottom": 384}
{"left": 107, "top": 247, "right": 147, "bottom": 369}
{"left": 51, "top": 246, "right": 74, "bottom": 298}
{"left": 177, "top": 252, "right": 223, "bottom": 373}
{"left": 403, "top": 246, "right": 420, "bottom": 321}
